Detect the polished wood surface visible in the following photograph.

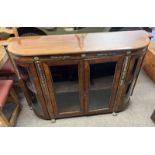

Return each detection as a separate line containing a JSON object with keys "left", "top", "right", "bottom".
{"left": 8, "top": 30, "right": 150, "bottom": 56}
{"left": 143, "top": 42, "right": 155, "bottom": 83}
{"left": 0, "top": 27, "right": 19, "bottom": 37}
{"left": 0, "top": 44, "right": 8, "bottom": 69}
{"left": 148, "top": 42, "right": 155, "bottom": 54}
{"left": 0, "top": 28, "right": 14, "bottom": 34}
{"left": 0, "top": 27, "right": 18, "bottom": 69}
{"left": 7, "top": 31, "right": 150, "bottom": 120}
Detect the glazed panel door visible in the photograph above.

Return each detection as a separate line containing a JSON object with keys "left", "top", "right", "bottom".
{"left": 84, "top": 55, "right": 124, "bottom": 114}
{"left": 15, "top": 61, "right": 50, "bottom": 119}
{"left": 43, "top": 59, "right": 85, "bottom": 118}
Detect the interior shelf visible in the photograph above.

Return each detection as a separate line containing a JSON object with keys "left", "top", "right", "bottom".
{"left": 54, "top": 81, "right": 79, "bottom": 93}
{"left": 54, "top": 76, "right": 113, "bottom": 93}
{"left": 90, "top": 76, "right": 113, "bottom": 91}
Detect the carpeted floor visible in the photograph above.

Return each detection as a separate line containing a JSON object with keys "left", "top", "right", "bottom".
{"left": 16, "top": 70, "right": 155, "bottom": 127}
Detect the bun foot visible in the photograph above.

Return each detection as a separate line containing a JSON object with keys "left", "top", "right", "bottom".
{"left": 112, "top": 112, "right": 117, "bottom": 116}
{"left": 51, "top": 119, "right": 56, "bottom": 123}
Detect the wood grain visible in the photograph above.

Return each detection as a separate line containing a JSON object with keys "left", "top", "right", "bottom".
{"left": 7, "top": 31, "right": 150, "bottom": 120}
{"left": 7, "top": 30, "right": 150, "bottom": 56}
{"left": 0, "top": 27, "right": 18, "bottom": 69}
{"left": 143, "top": 42, "right": 155, "bottom": 83}
{"left": 0, "top": 27, "right": 18, "bottom": 37}
{"left": 0, "top": 45, "right": 8, "bottom": 69}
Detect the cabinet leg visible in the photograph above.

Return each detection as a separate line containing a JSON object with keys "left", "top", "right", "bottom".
{"left": 112, "top": 112, "right": 117, "bottom": 116}
{"left": 51, "top": 119, "right": 56, "bottom": 123}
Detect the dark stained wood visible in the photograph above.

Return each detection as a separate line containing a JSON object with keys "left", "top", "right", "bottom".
{"left": 79, "top": 61, "right": 85, "bottom": 114}
{"left": 29, "top": 63, "right": 50, "bottom": 119}
{"left": 85, "top": 55, "right": 124, "bottom": 114}
{"left": 109, "top": 56, "right": 124, "bottom": 111}
{"left": 42, "top": 59, "right": 85, "bottom": 118}
{"left": 130, "top": 53, "right": 146, "bottom": 96}
{"left": 15, "top": 61, "right": 50, "bottom": 119}
{"left": 113, "top": 55, "right": 133, "bottom": 112}
{"left": 6, "top": 31, "right": 150, "bottom": 120}
{"left": 83, "top": 61, "right": 89, "bottom": 114}
{"left": 42, "top": 63, "right": 58, "bottom": 117}
{"left": 113, "top": 51, "right": 146, "bottom": 112}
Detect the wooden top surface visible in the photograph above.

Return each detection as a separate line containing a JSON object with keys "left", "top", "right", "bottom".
{"left": 0, "top": 28, "right": 14, "bottom": 34}
{"left": 7, "top": 30, "right": 150, "bottom": 56}
{"left": 148, "top": 42, "right": 155, "bottom": 54}
{"left": 0, "top": 44, "right": 8, "bottom": 69}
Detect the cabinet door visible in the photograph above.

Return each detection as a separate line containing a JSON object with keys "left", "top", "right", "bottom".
{"left": 123, "top": 53, "right": 145, "bottom": 106}
{"left": 43, "top": 60, "right": 84, "bottom": 118}
{"left": 85, "top": 56, "right": 124, "bottom": 114}
{"left": 15, "top": 62, "right": 50, "bottom": 119}
{"left": 113, "top": 53, "right": 146, "bottom": 112}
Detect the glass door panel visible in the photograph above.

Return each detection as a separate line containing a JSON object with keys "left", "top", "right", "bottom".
{"left": 50, "top": 64, "right": 81, "bottom": 114}
{"left": 88, "top": 61, "right": 116, "bottom": 111}
{"left": 17, "top": 65, "right": 44, "bottom": 117}
{"left": 123, "top": 56, "right": 142, "bottom": 103}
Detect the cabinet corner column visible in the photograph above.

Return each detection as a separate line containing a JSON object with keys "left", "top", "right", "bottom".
{"left": 34, "top": 57, "right": 55, "bottom": 119}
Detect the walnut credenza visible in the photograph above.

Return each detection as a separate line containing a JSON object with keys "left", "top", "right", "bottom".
{"left": 5, "top": 30, "right": 150, "bottom": 120}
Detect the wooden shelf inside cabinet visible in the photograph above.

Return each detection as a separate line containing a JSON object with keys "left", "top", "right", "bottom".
{"left": 54, "top": 81, "right": 79, "bottom": 93}
{"left": 54, "top": 76, "right": 113, "bottom": 93}
{"left": 90, "top": 76, "right": 113, "bottom": 90}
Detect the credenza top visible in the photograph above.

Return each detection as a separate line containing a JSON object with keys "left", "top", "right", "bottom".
{"left": 7, "top": 30, "right": 150, "bottom": 56}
